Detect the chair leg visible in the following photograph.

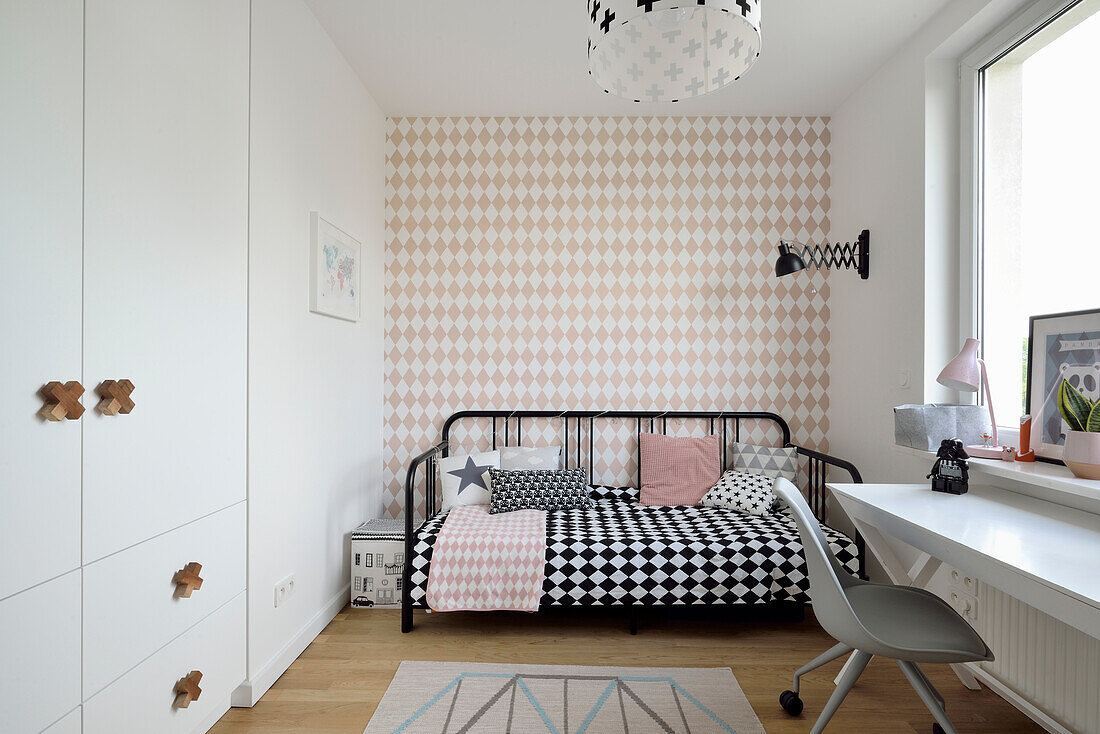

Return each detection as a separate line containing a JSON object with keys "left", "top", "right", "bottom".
{"left": 792, "top": 642, "right": 853, "bottom": 694}
{"left": 897, "top": 661, "right": 958, "bottom": 734}
{"left": 912, "top": 662, "right": 946, "bottom": 710}
{"left": 810, "top": 650, "right": 871, "bottom": 734}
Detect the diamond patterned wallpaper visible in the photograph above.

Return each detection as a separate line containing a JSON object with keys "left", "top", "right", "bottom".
{"left": 384, "top": 116, "right": 831, "bottom": 518}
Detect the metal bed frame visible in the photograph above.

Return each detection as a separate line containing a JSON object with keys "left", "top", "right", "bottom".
{"left": 401, "top": 410, "right": 865, "bottom": 634}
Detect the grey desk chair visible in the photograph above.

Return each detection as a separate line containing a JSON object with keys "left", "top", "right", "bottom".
{"left": 773, "top": 478, "right": 993, "bottom": 734}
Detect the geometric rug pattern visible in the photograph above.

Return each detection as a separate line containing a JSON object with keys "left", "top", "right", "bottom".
{"left": 385, "top": 116, "right": 832, "bottom": 517}
{"left": 364, "top": 661, "right": 766, "bottom": 733}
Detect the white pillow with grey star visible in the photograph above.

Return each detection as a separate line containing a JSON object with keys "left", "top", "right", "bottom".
{"left": 439, "top": 450, "right": 500, "bottom": 512}
{"left": 700, "top": 469, "right": 777, "bottom": 517}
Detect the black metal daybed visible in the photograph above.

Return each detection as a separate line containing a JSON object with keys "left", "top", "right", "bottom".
{"left": 400, "top": 410, "right": 865, "bottom": 633}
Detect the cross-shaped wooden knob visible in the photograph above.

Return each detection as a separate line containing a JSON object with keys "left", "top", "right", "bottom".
{"left": 95, "top": 379, "right": 135, "bottom": 415}
{"left": 172, "top": 562, "right": 203, "bottom": 598}
{"left": 173, "top": 670, "right": 203, "bottom": 708}
{"left": 38, "top": 381, "right": 85, "bottom": 421}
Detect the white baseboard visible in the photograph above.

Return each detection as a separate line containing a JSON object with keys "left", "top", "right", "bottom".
{"left": 231, "top": 584, "right": 349, "bottom": 707}
{"left": 194, "top": 694, "right": 233, "bottom": 734}
{"left": 961, "top": 663, "right": 1072, "bottom": 734}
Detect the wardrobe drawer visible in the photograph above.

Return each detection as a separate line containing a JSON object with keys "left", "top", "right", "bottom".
{"left": 83, "top": 501, "right": 245, "bottom": 697}
{"left": 0, "top": 571, "right": 81, "bottom": 734}
{"left": 83, "top": 592, "right": 245, "bottom": 734}
{"left": 43, "top": 707, "right": 81, "bottom": 734}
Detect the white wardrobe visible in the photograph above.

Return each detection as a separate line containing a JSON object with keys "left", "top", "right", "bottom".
{"left": 1, "top": 1, "right": 250, "bottom": 732}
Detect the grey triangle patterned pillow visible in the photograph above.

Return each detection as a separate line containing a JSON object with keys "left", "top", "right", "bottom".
{"left": 488, "top": 468, "right": 592, "bottom": 514}
{"left": 700, "top": 470, "right": 777, "bottom": 516}
{"left": 732, "top": 442, "right": 798, "bottom": 483}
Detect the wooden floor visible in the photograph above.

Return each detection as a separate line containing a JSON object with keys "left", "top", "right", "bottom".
{"left": 212, "top": 606, "right": 1043, "bottom": 733}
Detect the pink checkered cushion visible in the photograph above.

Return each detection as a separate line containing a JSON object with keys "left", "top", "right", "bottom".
{"left": 639, "top": 433, "right": 721, "bottom": 506}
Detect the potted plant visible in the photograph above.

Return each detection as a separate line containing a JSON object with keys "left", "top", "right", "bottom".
{"left": 1057, "top": 379, "right": 1100, "bottom": 479}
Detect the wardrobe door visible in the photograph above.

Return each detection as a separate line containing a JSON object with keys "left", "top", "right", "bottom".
{"left": 0, "top": 0, "right": 84, "bottom": 601}
{"left": 82, "top": 0, "right": 249, "bottom": 562}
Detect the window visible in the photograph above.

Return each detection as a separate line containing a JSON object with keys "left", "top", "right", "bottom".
{"left": 354, "top": 576, "right": 361, "bottom": 592}
{"left": 354, "top": 552, "right": 361, "bottom": 566}
{"left": 978, "top": 0, "right": 1100, "bottom": 424}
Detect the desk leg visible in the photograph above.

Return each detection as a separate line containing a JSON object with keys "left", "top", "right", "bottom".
{"left": 908, "top": 552, "right": 941, "bottom": 588}
{"left": 834, "top": 523, "right": 981, "bottom": 692}
{"left": 950, "top": 662, "right": 982, "bottom": 690}
{"left": 834, "top": 651, "right": 867, "bottom": 686}
{"left": 856, "top": 523, "right": 929, "bottom": 585}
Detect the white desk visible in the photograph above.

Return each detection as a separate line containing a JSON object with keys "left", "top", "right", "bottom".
{"left": 828, "top": 482, "right": 1100, "bottom": 733}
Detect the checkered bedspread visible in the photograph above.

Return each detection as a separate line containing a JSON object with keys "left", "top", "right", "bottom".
{"left": 409, "top": 487, "right": 860, "bottom": 608}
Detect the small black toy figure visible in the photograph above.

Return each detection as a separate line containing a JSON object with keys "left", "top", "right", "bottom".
{"left": 928, "top": 438, "right": 970, "bottom": 495}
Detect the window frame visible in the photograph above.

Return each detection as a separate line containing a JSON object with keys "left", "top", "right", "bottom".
{"left": 958, "top": 0, "right": 1089, "bottom": 427}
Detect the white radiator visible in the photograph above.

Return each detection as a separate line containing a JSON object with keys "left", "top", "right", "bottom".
{"left": 975, "top": 582, "right": 1100, "bottom": 733}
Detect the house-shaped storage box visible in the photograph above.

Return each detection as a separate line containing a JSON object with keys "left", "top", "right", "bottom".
{"left": 350, "top": 519, "right": 405, "bottom": 608}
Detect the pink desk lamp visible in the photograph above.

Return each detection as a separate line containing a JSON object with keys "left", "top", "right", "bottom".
{"left": 937, "top": 338, "right": 1006, "bottom": 459}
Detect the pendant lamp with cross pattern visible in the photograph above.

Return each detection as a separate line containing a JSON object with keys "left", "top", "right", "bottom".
{"left": 587, "top": 0, "right": 762, "bottom": 102}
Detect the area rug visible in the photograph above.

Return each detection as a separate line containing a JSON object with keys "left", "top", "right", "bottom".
{"left": 365, "top": 661, "right": 765, "bottom": 734}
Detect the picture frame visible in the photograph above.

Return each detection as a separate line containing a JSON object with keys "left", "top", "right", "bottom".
{"left": 309, "top": 212, "right": 361, "bottom": 322}
{"left": 1025, "top": 308, "right": 1100, "bottom": 462}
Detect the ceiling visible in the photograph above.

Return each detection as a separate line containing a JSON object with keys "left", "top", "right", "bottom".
{"left": 304, "top": 1, "right": 951, "bottom": 117}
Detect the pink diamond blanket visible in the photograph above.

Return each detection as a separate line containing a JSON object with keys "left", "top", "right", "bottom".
{"left": 425, "top": 504, "right": 547, "bottom": 612}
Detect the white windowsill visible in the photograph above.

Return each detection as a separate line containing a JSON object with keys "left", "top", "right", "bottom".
{"left": 892, "top": 443, "right": 1100, "bottom": 514}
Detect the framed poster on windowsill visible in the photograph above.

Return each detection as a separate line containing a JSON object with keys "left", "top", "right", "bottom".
{"left": 1025, "top": 308, "right": 1100, "bottom": 463}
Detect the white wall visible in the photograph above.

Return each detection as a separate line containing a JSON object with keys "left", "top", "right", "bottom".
{"left": 825, "top": 4, "right": 1100, "bottom": 729}
{"left": 242, "top": 0, "right": 385, "bottom": 703}
{"left": 827, "top": 0, "right": 1029, "bottom": 485}
{"left": 826, "top": 0, "right": 1034, "bottom": 586}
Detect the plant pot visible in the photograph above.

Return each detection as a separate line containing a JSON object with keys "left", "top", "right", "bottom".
{"left": 1063, "top": 431, "right": 1100, "bottom": 480}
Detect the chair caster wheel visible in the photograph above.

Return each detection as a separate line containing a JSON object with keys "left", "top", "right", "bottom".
{"left": 779, "top": 690, "right": 803, "bottom": 716}
{"left": 933, "top": 724, "right": 946, "bottom": 734}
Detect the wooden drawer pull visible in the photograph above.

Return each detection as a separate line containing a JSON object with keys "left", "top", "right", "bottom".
{"left": 173, "top": 670, "right": 203, "bottom": 708}
{"left": 38, "top": 381, "right": 85, "bottom": 421}
{"left": 172, "top": 562, "right": 203, "bottom": 598}
{"left": 95, "top": 379, "right": 135, "bottom": 415}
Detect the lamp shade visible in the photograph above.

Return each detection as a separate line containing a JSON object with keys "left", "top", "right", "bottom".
{"left": 937, "top": 338, "right": 982, "bottom": 392}
{"left": 588, "top": 0, "right": 762, "bottom": 103}
{"left": 774, "top": 243, "right": 806, "bottom": 277}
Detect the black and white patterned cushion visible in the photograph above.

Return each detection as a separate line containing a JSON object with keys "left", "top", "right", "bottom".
{"left": 409, "top": 498, "right": 860, "bottom": 608}
{"left": 488, "top": 468, "right": 591, "bottom": 514}
{"left": 733, "top": 442, "right": 799, "bottom": 482}
{"left": 701, "top": 470, "right": 776, "bottom": 516}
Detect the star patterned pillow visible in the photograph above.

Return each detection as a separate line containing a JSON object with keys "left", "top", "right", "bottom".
{"left": 438, "top": 450, "right": 500, "bottom": 512}
{"left": 700, "top": 469, "right": 777, "bottom": 517}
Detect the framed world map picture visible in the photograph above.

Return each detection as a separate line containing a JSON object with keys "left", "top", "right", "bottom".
{"left": 309, "top": 212, "right": 361, "bottom": 321}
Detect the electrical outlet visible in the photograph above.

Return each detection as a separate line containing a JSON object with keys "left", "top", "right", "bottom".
{"left": 949, "top": 568, "right": 978, "bottom": 595}
{"left": 274, "top": 573, "right": 296, "bottom": 608}
{"left": 949, "top": 590, "right": 978, "bottom": 621}
{"left": 962, "top": 574, "right": 977, "bottom": 595}
{"left": 962, "top": 594, "right": 978, "bottom": 621}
